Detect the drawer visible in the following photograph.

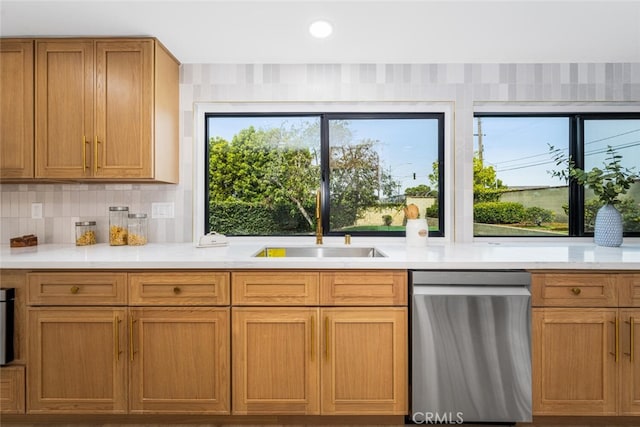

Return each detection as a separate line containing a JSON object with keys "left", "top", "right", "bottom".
{"left": 129, "top": 272, "right": 230, "bottom": 306}
{"left": 531, "top": 273, "right": 618, "bottom": 307}
{"left": 320, "top": 270, "right": 407, "bottom": 306}
{"left": 232, "top": 271, "right": 319, "bottom": 305}
{"left": 619, "top": 274, "right": 640, "bottom": 307}
{"left": 0, "top": 366, "right": 25, "bottom": 414}
{"left": 27, "top": 272, "right": 127, "bottom": 305}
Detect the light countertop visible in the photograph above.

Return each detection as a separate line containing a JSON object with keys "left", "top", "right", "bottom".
{"left": 1, "top": 237, "right": 639, "bottom": 270}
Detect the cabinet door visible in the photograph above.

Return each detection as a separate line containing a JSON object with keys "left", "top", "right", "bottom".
{"left": 35, "top": 40, "right": 94, "bottom": 178}
{"left": 27, "top": 307, "right": 127, "bottom": 413}
{"left": 0, "top": 40, "right": 33, "bottom": 179}
{"left": 94, "top": 40, "right": 152, "bottom": 179}
{"left": 129, "top": 308, "right": 229, "bottom": 413}
{"left": 532, "top": 308, "right": 617, "bottom": 415}
{"left": 321, "top": 308, "right": 407, "bottom": 415}
{"left": 620, "top": 309, "right": 640, "bottom": 415}
{"left": 232, "top": 308, "right": 319, "bottom": 414}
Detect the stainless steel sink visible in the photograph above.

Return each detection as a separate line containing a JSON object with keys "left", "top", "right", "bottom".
{"left": 253, "top": 246, "right": 387, "bottom": 258}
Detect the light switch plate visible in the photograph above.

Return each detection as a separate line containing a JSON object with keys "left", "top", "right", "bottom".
{"left": 31, "top": 203, "right": 43, "bottom": 219}
{"left": 152, "top": 202, "right": 175, "bottom": 219}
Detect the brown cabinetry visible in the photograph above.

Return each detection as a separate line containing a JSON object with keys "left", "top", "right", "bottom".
{"left": 0, "top": 39, "right": 34, "bottom": 179}
{"left": 231, "top": 270, "right": 408, "bottom": 415}
{"left": 34, "top": 38, "right": 178, "bottom": 182}
{"left": 27, "top": 307, "right": 128, "bottom": 413}
{"left": 532, "top": 272, "right": 640, "bottom": 416}
{"left": 25, "top": 271, "right": 230, "bottom": 414}
{"left": 129, "top": 307, "right": 229, "bottom": 414}
{"left": 0, "top": 366, "right": 25, "bottom": 414}
{"left": 128, "top": 272, "right": 230, "bottom": 414}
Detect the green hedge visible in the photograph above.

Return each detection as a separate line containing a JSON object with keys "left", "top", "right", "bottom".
{"left": 209, "top": 201, "right": 313, "bottom": 235}
{"left": 474, "top": 202, "right": 526, "bottom": 224}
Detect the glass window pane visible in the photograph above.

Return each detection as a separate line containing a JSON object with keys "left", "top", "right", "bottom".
{"left": 583, "top": 119, "right": 640, "bottom": 233}
{"left": 473, "top": 116, "right": 570, "bottom": 236}
{"left": 206, "top": 116, "right": 321, "bottom": 235}
{"left": 328, "top": 117, "right": 441, "bottom": 235}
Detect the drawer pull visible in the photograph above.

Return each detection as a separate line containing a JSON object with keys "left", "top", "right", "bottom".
{"left": 571, "top": 287, "right": 581, "bottom": 295}
{"left": 610, "top": 318, "right": 619, "bottom": 363}
{"left": 70, "top": 286, "right": 80, "bottom": 294}
{"left": 173, "top": 286, "right": 181, "bottom": 294}
{"left": 310, "top": 314, "right": 315, "bottom": 360}
{"left": 625, "top": 317, "right": 634, "bottom": 362}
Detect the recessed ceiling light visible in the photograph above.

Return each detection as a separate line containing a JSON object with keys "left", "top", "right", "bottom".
{"left": 309, "top": 20, "right": 333, "bottom": 39}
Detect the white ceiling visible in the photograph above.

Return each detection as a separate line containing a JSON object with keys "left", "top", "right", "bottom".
{"left": 1, "top": 0, "right": 639, "bottom": 64}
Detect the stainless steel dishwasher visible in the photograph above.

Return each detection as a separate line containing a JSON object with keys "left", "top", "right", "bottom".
{"left": 410, "top": 270, "right": 531, "bottom": 424}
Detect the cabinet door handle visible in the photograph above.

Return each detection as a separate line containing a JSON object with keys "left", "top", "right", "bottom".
{"left": 114, "top": 315, "right": 120, "bottom": 361}
{"left": 310, "top": 314, "right": 315, "bottom": 360}
{"left": 82, "top": 135, "right": 88, "bottom": 171}
{"left": 610, "top": 317, "right": 619, "bottom": 362}
{"left": 325, "top": 316, "right": 330, "bottom": 361}
{"left": 625, "top": 317, "right": 635, "bottom": 362}
{"left": 173, "top": 286, "right": 181, "bottom": 294}
{"left": 129, "top": 317, "right": 136, "bottom": 361}
{"left": 571, "top": 287, "right": 581, "bottom": 295}
{"left": 70, "top": 286, "right": 80, "bottom": 294}
{"left": 94, "top": 136, "right": 101, "bottom": 173}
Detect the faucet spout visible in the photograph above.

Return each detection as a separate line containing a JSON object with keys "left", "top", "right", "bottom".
{"left": 315, "top": 189, "right": 323, "bottom": 245}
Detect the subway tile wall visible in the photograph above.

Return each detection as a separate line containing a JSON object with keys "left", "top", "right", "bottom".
{"left": 1, "top": 63, "right": 639, "bottom": 243}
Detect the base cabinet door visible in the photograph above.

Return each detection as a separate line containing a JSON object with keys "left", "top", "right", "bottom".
{"left": 321, "top": 308, "right": 407, "bottom": 415}
{"left": 232, "top": 308, "right": 319, "bottom": 414}
{"left": 27, "top": 308, "right": 127, "bottom": 413}
{"left": 620, "top": 310, "right": 640, "bottom": 415}
{"left": 129, "top": 308, "right": 229, "bottom": 414}
{"left": 532, "top": 308, "right": 618, "bottom": 415}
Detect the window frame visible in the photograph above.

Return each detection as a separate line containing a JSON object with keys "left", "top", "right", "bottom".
{"left": 203, "top": 111, "right": 446, "bottom": 238}
{"left": 473, "top": 112, "right": 640, "bottom": 238}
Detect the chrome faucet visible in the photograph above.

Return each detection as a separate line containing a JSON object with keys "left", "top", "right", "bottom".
{"left": 315, "top": 189, "right": 323, "bottom": 245}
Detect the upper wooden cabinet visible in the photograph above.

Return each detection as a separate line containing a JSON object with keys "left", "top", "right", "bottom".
{"left": 34, "top": 38, "right": 179, "bottom": 182}
{"left": 0, "top": 40, "right": 34, "bottom": 179}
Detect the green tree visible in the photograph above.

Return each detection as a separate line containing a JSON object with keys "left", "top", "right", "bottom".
{"left": 208, "top": 126, "right": 319, "bottom": 228}
{"left": 405, "top": 184, "right": 434, "bottom": 197}
{"left": 474, "top": 155, "right": 506, "bottom": 202}
{"left": 330, "top": 140, "right": 387, "bottom": 229}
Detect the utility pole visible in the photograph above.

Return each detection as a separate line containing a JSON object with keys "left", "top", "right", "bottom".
{"left": 475, "top": 117, "right": 485, "bottom": 165}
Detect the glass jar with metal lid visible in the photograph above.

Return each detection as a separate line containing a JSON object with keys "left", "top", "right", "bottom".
{"left": 127, "top": 213, "right": 148, "bottom": 246}
{"left": 109, "top": 206, "right": 129, "bottom": 245}
{"left": 75, "top": 221, "right": 97, "bottom": 246}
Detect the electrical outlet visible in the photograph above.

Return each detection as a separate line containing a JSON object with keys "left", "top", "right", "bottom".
{"left": 31, "top": 203, "right": 43, "bottom": 219}
{"left": 151, "top": 202, "right": 175, "bottom": 219}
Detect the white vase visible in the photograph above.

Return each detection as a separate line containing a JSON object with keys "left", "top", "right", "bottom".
{"left": 594, "top": 204, "right": 623, "bottom": 247}
{"left": 406, "top": 219, "right": 428, "bottom": 246}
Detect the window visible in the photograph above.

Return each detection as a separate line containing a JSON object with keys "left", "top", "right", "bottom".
{"left": 473, "top": 113, "right": 640, "bottom": 237}
{"left": 205, "top": 113, "right": 444, "bottom": 237}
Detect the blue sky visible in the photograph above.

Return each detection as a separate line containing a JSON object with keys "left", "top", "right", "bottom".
{"left": 208, "top": 116, "right": 440, "bottom": 195}
{"left": 474, "top": 117, "right": 640, "bottom": 187}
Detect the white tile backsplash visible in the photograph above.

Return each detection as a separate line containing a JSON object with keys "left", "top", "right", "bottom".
{"left": 2, "top": 61, "right": 639, "bottom": 243}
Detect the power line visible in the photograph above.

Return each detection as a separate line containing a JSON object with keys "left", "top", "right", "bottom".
{"left": 496, "top": 140, "right": 640, "bottom": 172}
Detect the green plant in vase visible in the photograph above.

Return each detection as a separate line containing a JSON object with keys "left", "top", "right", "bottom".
{"left": 549, "top": 145, "right": 639, "bottom": 246}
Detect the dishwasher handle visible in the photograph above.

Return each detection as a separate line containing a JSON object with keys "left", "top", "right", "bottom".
{"left": 411, "top": 270, "right": 531, "bottom": 286}
{"left": 413, "top": 285, "right": 531, "bottom": 297}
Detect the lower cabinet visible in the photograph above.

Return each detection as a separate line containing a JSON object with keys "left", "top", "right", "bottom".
{"left": 620, "top": 309, "right": 640, "bottom": 415}
{"left": 27, "top": 307, "right": 128, "bottom": 413}
{"left": 232, "top": 306, "right": 407, "bottom": 415}
{"left": 532, "top": 272, "right": 640, "bottom": 416}
{"left": 232, "top": 308, "right": 319, "bottom": 414}
{"left": 532, "top": 308, "right": 618, "bottom": 415}
{"left": 322, "top": 308, "right": 407, "bottom": 414}
{"left": 129, "top": 307, "right": 229, "bottom": 414}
